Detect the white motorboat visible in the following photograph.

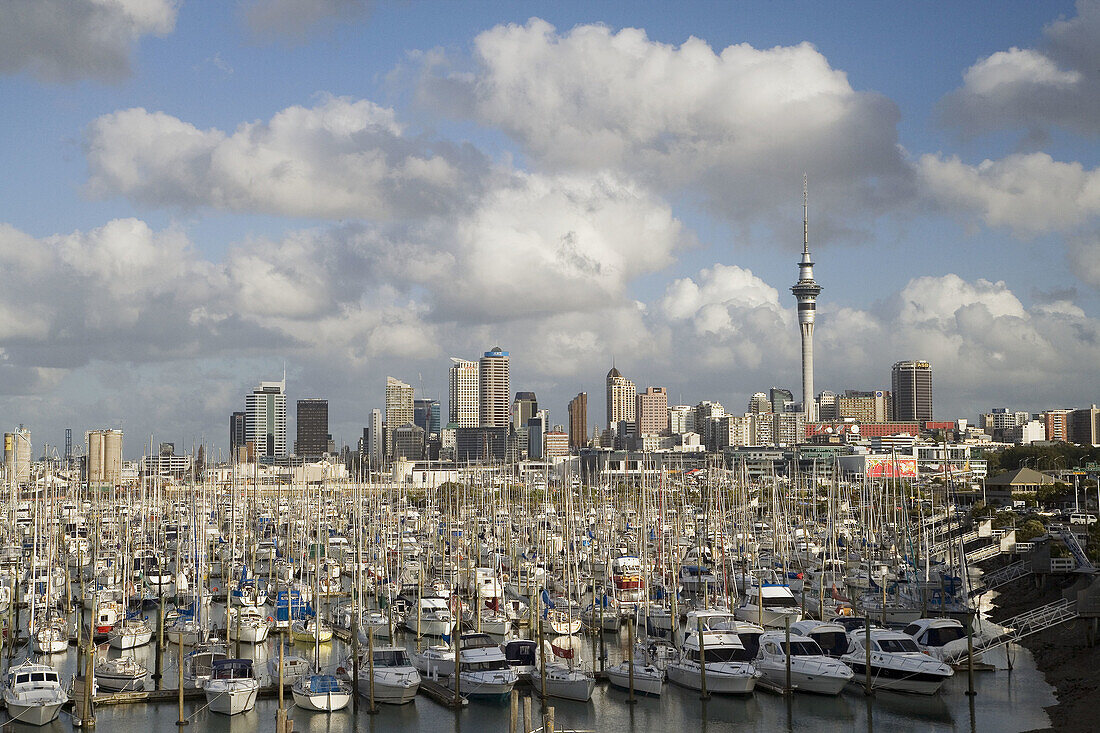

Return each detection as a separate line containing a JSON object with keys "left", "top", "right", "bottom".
{"left": 735, "top": 584, "right": 802, "bottom": 629}
{"left": 667, "top": 627, "right": 760, "bottom": 695}
{"left": 349, "top": 646, "right": 421, "bottom": 704}
{"left": 403, "top": 596, "right": 454, "bottom": 637}
{"left": 414, "top": 643, "right": 456, "bottom": 677}
{"left": 841, "top": 627, "right": 954, "bottom": 694}
{"left": 94, "top": 655, "right": 147, "bottom": 692}
{"left": 901, "top": 617, "right": 969, "bottom": 662}
{"left": 789, "top": 620, "right": 852, "bottom": 658}
{"left": 292, "top": 673, "right": 351, "bottom": 712}
{"left": 754, "top": 631, "right": 853, "bottom": 695}
{"left": 443, "top": 632, "right": 518, "bottom": 701}
{"left": 204, "top": 658, "right": 259, "bottom": 715}
{"left": 30, "top": 620, "right": 68, "bottom": 655}
{"left": 2, "top": 660, "right": 68, "bottom": 726}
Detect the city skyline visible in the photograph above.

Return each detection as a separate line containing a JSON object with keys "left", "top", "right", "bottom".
{"left": 1, "top": 2, "right": 1098, "bottom": 452}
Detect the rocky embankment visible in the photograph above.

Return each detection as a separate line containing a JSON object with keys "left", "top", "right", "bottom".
{"left": 985, "top": 562, "right": 1100, "bottom": 733}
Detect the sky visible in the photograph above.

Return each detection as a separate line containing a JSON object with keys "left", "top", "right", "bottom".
{"left": 1, "top": 0, "right": 1099, "bottom": 458}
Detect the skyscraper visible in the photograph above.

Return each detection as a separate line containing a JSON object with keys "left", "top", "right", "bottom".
{"left": 606, "top": 367, "right": 636, "bottom": 429}
{"left": 295, "top": 398, "right": 329, "bottom": 458}
{"left": 385, "top": 377, "right": 414, "bottom": 456}
{"left": 448, "top": 358, "right": 479, "bottom": 428}
{"left": 769, "top": 387, "right": 795, "bottom": 414}
{"left": 568, "top": 392, "right": 588, "bottom": 450}
{"left": 414, "top": 398, "right": 442, "bottom": 437}
{"left": 790, "top": 177, "right": 822, "bottom": 422}
{"left": 368, "top": 408, "right": 383, "bottom": 466}
{"left": 636, "top": 386, "right": 669, "bottom": 436}
{"left": 479, "top": 347, "right": 510, "bottom": 427}
{"left": 891, "top": 361, "right": 933, "bottom": 421}
{"left": 230, "top": 411, "right": 246, "bottom": 458}
{"left": 245, "top": 377, "right": 287, "bottom": 459}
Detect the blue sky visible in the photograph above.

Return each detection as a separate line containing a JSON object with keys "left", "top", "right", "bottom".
{"left": 1, "top": 0, "right": 1098, "bottom": 457}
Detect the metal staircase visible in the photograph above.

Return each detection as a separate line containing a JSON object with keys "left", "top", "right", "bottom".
{"left": 1056, "top": 530, "right": 1095, "bottom": 571}
{"left": 946, "top": 598, "right": 1079, "bottom": 663}
{"left": 969, "top": 559, "right": 1031, "bottom": 597}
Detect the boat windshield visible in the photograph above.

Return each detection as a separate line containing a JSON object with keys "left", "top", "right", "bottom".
{"left": 462, "top": 634, "right": 495, "bottom": 649}
{"left": 373, "top": 650, "right": 410, "bottom": 667}
{"left": 875, "top": 638, "right": 920, "bottom": 653}
{"left": 692, "top": 647, "right": 753, "bottom": 663}
{"left": 781, "top": 641, "right": 823, "bottom": 657}
{"left": 462, "top": 660, "right": 508, "bottom": 672}
{"left": 924, "top": 626, "right": 965, "bottom": 647}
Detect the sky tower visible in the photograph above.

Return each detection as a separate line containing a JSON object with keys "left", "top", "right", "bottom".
{"left": 791, "top": 176, "right": 822, "bottom": 423}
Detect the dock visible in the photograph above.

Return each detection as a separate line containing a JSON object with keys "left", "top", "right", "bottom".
{"left": 69, "top": 678, "right": 297, "bottom": 707}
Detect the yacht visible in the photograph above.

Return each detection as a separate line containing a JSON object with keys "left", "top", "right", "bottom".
{"left": 183, "top": 643, "right": 228, "bottom": 689}
{"left": 292, "top": 673, "right": 352, "bottom": 712}
{"left": 204, "top": 658, "right": 259, "bottom": 715}
{"left": 901, "top": 617, "right": 969, "bottom": 662}
{"left": 402, "top": 596, "right": 454, "bottom": 637}
{"left": 2, "top": 661, "right": 68, "bottom": 726}
{"left": 532, "top": 661, "right": 595, "bottom": 702}
{"left": 735, "top": 583, "right": 802, "bottom": 628}
{"left": 349, "top": 646, "right": 421, "bottom": 704}
{"left": 290, "top": 617, "right": 333, "bottom": 644}
{"left": 789, "top": 620, "right": 852, "bottom": 658}
{"left": 753, "top": 631, "right": 853, "bottom": 695}
{"left": 268, "top": 653, "right": 313, "bottom": 685}
{"left": 667, "top": 626, "right": 760, "bottom": 695}
{"left": 841, "top": 627, "right": 954, "bottom": 694}
{"left": 443, "top": 632, "right": 518, "bottom": 701}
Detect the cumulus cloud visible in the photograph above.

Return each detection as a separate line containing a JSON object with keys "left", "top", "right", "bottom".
{"left": 420, "top": 18, "right": 913, "bottom": 234}
{"left": 243, "top": 0, "right": 370, "bottom": 42}
{"left": 917, "top": 152, "right": 1100, "bottom": 236}
{"left": 84, "top": 95, "right": 489, "bottom": 220}
{"left": 0, "top": 0, "right": 176, "bottom": 83}
{"left": 939, "top": 1, "right": 1100, "bottom": 137}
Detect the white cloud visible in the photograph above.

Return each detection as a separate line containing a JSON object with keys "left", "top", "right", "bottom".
{"left": 85, "top": 96, "right": 489, "bottom": 220}
{"left": 421, "top": 18, "right": 912, "bottom": 232}
{"left": 243, "top": 0, "right": 370, "bottom": 42}
{"left": 0, "top": 0, "right": 176, "bottom": 82}
{"left": 939, "top": 1, "right": 1100, "bottom": 137}
{"left": 917, "top": 152, "right": 1100, "bottom": 236}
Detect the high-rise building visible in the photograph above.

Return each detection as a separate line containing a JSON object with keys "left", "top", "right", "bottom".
{"left": 391, "top": 423, "right": 425, "bottom": 461}
{"left": 448, "top": 359, "right": 479, "bottom": 428}
{"left": 769, "top": 388, "right": 795, "bottom": 415}
{"left": 368, "top": 408, "right": 383, "bottom": 467}
{"left": 245, "top": 377, "right": 287, "bottom": 459}
{"left": 414, "top": 398, "right": 442, "bottom": 437}
{"left": 816, "top": 391, "right": 838, "bottom": 421}
{"left": 385, "top": 377, "right": 414, "bottom": 457}
{"left": 295, "top": 398, "right": 329, "bottom": 458}
{"left": 747, "top": 392, "right": 772, "bottom": 415}
{"left": 606, "top": 367, "right": 636, "bottom": 429}
{"left": 544, "top": 431, "right": 569, "bottom": 460}
{"left": 1042, "top": 409, "right": 1070, "bottom": 443}
{"left": 527, "top": 414, "right": 546, "bottom": 460}
{"left": 512, "top": 392, "right": 538, "bottom": 435}
{"left": 891, "top": 361, "right": 933, "bottom": 422}
{"left": 1068, "top": 406, "right": 1100, "bottom": 446}
{"left": 669, "top": 404, "right": 695, "bottom": 434}
{"left": 230, "top": 411, "right": 246, "bottom": 457}
{"left": 836, "top": 390, "right": 890, "bottom": 423}
{"left": 636, "top": 386, "right": 669, "bottom": 436}
{"left": 479, "top": 347, "right": 511, "bottom": 428}
{"left": 790, "top": 178, "right": 822, "bottom": 422}
{"left": 455, "top": 426, "right": 508, "bottom": 463}
{"left": 568, "top": 392, "right": 588, "bottom": 450}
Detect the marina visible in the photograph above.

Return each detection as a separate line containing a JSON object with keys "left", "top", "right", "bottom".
{"left": 0, "top": 463, "right": 1073, "bottom": 732}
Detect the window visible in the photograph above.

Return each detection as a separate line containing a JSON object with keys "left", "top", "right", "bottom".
{"left": 875, "top": 638, "right": 920, "bottom": 653}
{"left": 781, "top": 641, "right": 822, "bottom": 657}
{"left": 925, "top": 626, "right": 965, "bottom": 647}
